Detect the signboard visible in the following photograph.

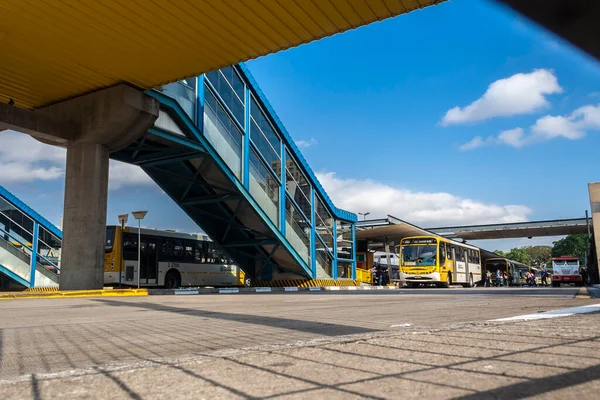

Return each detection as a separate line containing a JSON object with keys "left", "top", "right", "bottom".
{"left": 401, "top": 238, "right": 437, "bottom": 245}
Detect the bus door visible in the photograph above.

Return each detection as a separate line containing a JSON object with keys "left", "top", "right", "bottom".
{"left": 140, "top": 238, "right": 158, "bottom": 285}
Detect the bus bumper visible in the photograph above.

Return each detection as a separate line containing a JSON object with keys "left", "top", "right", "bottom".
{"left": 553, "top": 275, "right": 582, "bottom": 283}
{"left": 400, "top": 272, "right": 441, "bottom": 283}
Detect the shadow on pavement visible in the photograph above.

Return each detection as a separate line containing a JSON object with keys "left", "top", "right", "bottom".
{"left": 94, "top": 298, "right": 377, "bottom": 337}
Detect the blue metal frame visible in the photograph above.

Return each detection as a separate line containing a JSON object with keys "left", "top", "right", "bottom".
{"left": 352, "top": 224, "right": 357, "bottom": 280}
{"left": 238, "top": 64, "right": 357, "bottom": 223}
{"left": 127, "top": 92, "right": 314, "bottom": 278}
{"left": 0, "top": 226, "right": 60, "bottom": 271}
{"left": 111, "top": 63, "right": 359, "bottom": 282}
{"left": 332, "top": 221, "right": 338, "bottom": 280}
{"left": 243, "top": 85, "right": 251, "bottom": 188}
{"left": 279, "top": 141, "right": 287, "bottom": 234}
{"left": 0, "top": 263, "right": 29, "bottom": 287}
{"left": 29, "top": 222, "right": 39, "bottom": 286}
{"left": 0, "top": 185, "right": 62, "bottom": 239}
{"left": 310, "top": 187, "right": 316, "bottom": 279}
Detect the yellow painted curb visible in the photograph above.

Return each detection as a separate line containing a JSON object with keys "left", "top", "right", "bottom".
{"left": 253, "top": 279, "right": 360, "bottom": 288}
{"left": 575, "top": 286, "right": 590, "bottom": 299}
{"left": 0, "top": 289, "right": 148, "bottom": 300}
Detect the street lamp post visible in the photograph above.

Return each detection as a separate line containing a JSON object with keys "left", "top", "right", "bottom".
{"left": 117, "top": 214, "right": 129, "bottom": 287}
{"left": 358, "top": 212, "right": 370, "bottom": 221}
{"left": 131, "top": 211, "right": 148, "bottom": 289}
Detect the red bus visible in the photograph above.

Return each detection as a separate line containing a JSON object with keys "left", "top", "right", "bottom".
{"left": 551, "top": 257, "right": 582, "bottom": 287}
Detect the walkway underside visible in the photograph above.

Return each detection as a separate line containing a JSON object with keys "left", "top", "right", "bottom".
{"left": 1, "top": 0, "right": 445, "bottom": 109}
{"left": 112, "top": 94, "right": 311, "bottom": 281}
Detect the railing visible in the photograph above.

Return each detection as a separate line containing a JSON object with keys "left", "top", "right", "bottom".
{"left": 0, "top": 225, "right": 61, "bottom": 280}
{"left": 356, "top": 268, "right": 372, "bottom": 284}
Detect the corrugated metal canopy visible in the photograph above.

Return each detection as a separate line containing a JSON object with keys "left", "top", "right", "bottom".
{"left": 0, "top": 0, "right": 444, "bottom": 109}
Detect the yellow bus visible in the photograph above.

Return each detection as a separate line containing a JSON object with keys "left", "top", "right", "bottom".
{"left": 104, "top": 225, "right": 248, "bottom": 288}
{"left": 400, "top": 236, "right": 482, "bottom": 288}
{"left": 484, "top": 257, "right": 530, "bottom": 286}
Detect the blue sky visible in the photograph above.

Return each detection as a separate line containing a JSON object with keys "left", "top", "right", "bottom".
{"left": 1, "top": 0, "right": 598, "bottom": 251}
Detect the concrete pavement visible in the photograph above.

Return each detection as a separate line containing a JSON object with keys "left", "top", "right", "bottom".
{"left": 1, "top": 287, "right": 599, "bottom": 399}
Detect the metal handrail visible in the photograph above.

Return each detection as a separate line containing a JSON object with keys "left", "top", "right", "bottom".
{"left": 0, "top": 226, "right": 60, "bottom": 270}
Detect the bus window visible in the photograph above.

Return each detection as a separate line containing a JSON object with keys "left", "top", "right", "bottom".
{"left": 439, "top": 243, "right": 446, "bottom": 264}
{"left": 447, "top": 246, "right": 453, "bottom": 261}
{"left": 105, "top": 226, "right": 116, "bottom": 252}
{"left": 173, "top": 239, "right": 184, "bottom": 261}
{"left": 184, "top": 241, "right": 194, "bottom": 262}
{"left": 123, "top": 232, "right": 138, "bottom": 260}
{"left": 194, "top": 242, "right": 205, "bottom": 262}
{"left": 456, "top": 247, "right": 463, "bottom": 262}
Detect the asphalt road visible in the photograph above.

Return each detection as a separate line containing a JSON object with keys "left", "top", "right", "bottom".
{"left": 1, "top": 287, "right": 599, "bottom": 399}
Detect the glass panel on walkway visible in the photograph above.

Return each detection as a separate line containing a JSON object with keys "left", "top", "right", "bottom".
{"left": 315, "top": 196, "right": 333, "bottom": 251}
{"left": 337, "top": 220, "right": 353, "bottom": 260}
{"left": 162, "top": 79, "right": 196, "bottom": 122}
{"left": 316, "top": 237, "right": 333, "bottom": 278}
{"left": 285, "top": 150, "right": 311, "bottom": 220}
{"left": 250, "top": 96, "right": 281, "bottom": 171}
{"left": 203, "top": 88, "right": 243, "bottom": 179}
{"left": 285, "top": 198, "right": 310, "bottom": 264}
{"left": 206, "top": 67, "right": 245, "bottom": 127}
{"left": 249, "top": 148, "right": 280, "bottom": 226}
{"left": 337, "top": 260, "right": 352, "bottom": 279}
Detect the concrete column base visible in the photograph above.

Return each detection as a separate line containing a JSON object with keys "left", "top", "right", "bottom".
{"left": 60, "top": 143, "right": 110, "bottom": 290}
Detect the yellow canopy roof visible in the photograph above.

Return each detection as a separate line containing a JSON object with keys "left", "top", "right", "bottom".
{"left": 0, "top": 0, "right": 444, "bottom": 109}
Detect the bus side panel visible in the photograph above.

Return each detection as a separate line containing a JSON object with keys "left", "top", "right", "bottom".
{"left": 103, "top": 227, "right": 123, "bottom": 285}
{"left": 165, "top": 263, "right": 240, "bottom": 287}
{"left": 455, "top": 261, "right": 467, "bottom": 283}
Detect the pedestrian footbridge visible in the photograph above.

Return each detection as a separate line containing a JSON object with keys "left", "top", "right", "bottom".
{"left": 111, "top": 64, "right": 357, "bottom": 283}
{"left": 0, "top": 186, "right": 62, "bottom": 289}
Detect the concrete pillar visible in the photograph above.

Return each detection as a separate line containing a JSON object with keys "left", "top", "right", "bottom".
{"left": 589, "top": 182, "right": 600, "bottom": 283}
{"left": 60, "top": 143, "right": 110, "bottom": 290}
{"left": 1, "top": 84, "right": 159, "bottom": 290}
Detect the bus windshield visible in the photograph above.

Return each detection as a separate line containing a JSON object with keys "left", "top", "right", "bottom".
{"left": 402, "top": 245, "right": 437, "bottom": 266}
{"left": 105, "top": 226, "right": 116, "bottom": 253}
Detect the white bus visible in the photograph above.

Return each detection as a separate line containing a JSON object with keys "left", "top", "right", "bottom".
{"left": 104, "top": 226, "right": 249, "bottom": 288}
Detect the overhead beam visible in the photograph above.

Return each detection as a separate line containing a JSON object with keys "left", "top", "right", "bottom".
{"left": 495, "top": 0, "right": 600, "bottom": 61}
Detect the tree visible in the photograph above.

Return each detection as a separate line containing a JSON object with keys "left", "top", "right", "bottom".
{"left": 552, "top": 234, "right": 588, "bottom": 261}
{"left": 523, "top": 245, "right": 552, "bottom": 267}
{"left": 493, "top": 250, "right": 507, "bottom": 257}
{"left": 505, "top": 247, "right": 531, "bottom": 265}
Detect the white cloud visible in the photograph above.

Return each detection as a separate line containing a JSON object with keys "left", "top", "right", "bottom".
{"left": 459, "top": 136, "right": 494, "bottom": 151}
{"left": 497, "top": 127, "right": 528, "bottom": 148}
{"left": 531, "top": 115, "right": 584, "bottom": 140}
{"left": 317, "top": 172, "right": 531, "bottom": 226}
{"left": 108, "top": 161, "right": 153, "bottom": 189}
{"left": 441, "top": 69, "right": 562, "bottom": 125}
{"left": 295, "top": 138, "right": 318, "bottom": 149}
{"left": 461, "top": 103, "right": 600, "bottom": 150}
{"left": 0, "top": 130, "right": 153, "bottom": 189}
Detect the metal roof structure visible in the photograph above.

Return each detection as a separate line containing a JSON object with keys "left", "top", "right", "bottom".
{"left": 355, "top": 215, "right": 500, "bottom": 260}
{"left": 428, "top": 218, "right": 589, "bottom": 240}
{"left": 0, "top": 0, "right": 445, "bottom": 110}
{"left": 356, "top": 215, "right": 433, "bottom": 243}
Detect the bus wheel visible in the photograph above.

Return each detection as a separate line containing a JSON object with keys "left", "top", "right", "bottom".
{"left": 463, "top": 273, "right": 474, "bottom": 288}
{"left": 164, "top": 270, "right": 181, "bottom": 289}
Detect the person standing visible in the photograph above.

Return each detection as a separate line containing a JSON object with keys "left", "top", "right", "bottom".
{"left": 485, "top": 270, "right": 492, "bottom": 287}
{"left": 541, "top": 267, "right": 548, "bottom": 287}
{"left": 496, "top": 268, "right": 504, "bottom": 287}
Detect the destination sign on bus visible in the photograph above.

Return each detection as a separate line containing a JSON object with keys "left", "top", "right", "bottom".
{"left": 402, "top": 238, "right": 437, "bottom": 245}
